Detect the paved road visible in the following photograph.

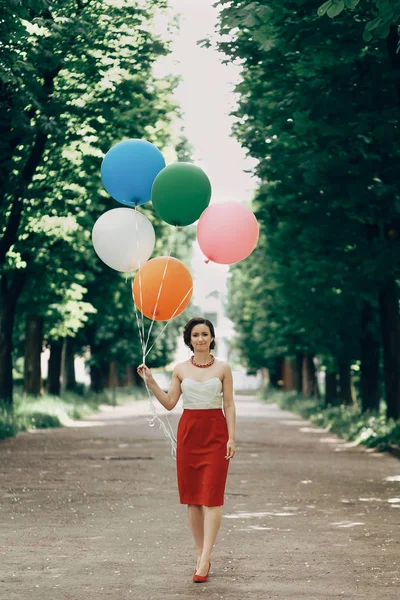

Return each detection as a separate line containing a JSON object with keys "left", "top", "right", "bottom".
{"left": 0, "top": 392, "right": 399, "bottom": 599}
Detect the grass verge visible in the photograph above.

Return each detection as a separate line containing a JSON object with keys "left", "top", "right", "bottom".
{"left": 263, "top": 389, "right": 400, "bottom": 453}
{"left": 0, "top": 386, "right": 148, "bottom": 441}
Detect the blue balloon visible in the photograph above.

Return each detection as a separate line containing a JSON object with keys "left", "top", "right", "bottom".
{"left": 101, "top": 139, "right": 165, "bottom": 206}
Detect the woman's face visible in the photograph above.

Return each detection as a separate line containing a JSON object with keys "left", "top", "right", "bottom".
{"left": 191, "top": 324, "right": 213, "bottom": 350}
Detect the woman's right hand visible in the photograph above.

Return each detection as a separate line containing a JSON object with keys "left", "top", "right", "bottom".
{"left": 137, "top": 363, "right": 155, "bottom": 385}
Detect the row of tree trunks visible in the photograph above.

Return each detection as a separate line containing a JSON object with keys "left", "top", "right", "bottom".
{"left": 22, "top": 316, "right": 78, "bottom": 396}
{"left": 89, "top": 360, "right": 143, "bottom": 394}
{"left": 275, "top": 284, "right": 399, "bottom": 415}
{"left": 281, "top": 354, "right": 318, "bottom": 397}
{"left": 270, "top": 331, "right": 389, "bottom": 413}
{"left": 280, "top": 356, "right": 353, "bottom": 406}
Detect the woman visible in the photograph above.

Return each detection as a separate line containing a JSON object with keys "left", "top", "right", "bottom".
{"left": 137, "top": 316, "right": 236, "bottom": 583}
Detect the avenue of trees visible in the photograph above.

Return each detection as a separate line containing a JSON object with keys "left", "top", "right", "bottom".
{"left": 0, "top": 0, "right": 192, "bottom": 409}
{"left": 216, "top": 0, "right": 400, "bottom": 420}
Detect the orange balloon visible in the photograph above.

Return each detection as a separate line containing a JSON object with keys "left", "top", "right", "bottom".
{"left": 132, "top": 256, "right": 193, "bottom": 321}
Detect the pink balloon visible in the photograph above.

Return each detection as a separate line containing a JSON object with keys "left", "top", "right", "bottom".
{"left": 197, "top": 202, "right": 259, "bottom": 264}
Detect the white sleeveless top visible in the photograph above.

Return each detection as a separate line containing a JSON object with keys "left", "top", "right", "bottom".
{"left": 181, "top": 377, "right": 223, "bottom": 410}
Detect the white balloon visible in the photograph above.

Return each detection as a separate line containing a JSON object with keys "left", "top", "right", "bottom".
{"left": 92, "top": 208, "right": 155, "bottom": 272}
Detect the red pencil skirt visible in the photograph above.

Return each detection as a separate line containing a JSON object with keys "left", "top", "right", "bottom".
{"left": 176, "top": 408, "right": 230, "bottom": 507}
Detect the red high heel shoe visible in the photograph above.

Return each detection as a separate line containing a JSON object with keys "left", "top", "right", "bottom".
{"left": 193, "top": 562, "right": 211, "bottom": 583}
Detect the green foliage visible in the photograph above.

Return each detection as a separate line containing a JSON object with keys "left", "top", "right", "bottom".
{"left": 0, "top": 409, "right": 17, "bottom": 440}
{"left": 264, "top": 390, "right": 400, "bottom": 450}
{"left": 317, "top": 0, "right": 400, "bottom": 40}
{"left": 25, "top": 412, "right": 62, "bottom": 429}
{"left": 216, "top": 0, "right": 400, "bottom": 377}
{"left": 1, "top": 0, "right": 189, "bottom": 394}
{"left": 265, "top": 390, "right": 325, "bottom": 419}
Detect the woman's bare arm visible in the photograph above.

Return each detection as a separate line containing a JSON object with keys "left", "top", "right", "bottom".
{"left": 222, "top": 363, "right": 236, "bottom": 458}
{"left": 137, "top": 364, "right": 182, "bottom": 411}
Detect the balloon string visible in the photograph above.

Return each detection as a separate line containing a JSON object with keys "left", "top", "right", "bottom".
{"left": 142, "top": 226, "right": 179, "bottom": 356}
{"left": 130, "top": 219, "right": 181, "bottom": 458}
{"left": 144, "top": 286, "right": 193, "bottom": 359}
{"left": 143, "top": 252, "right": 171, "bottom": 355}
{"left": 133, "top": 302, "right": 145, "bottom": 361}
{"left": 141, "top": 225, "right": 183, "bottom": 457}
{"left": 134, "top": 206, "right": 146, "bottom": 358}
{"left": 142, "top": 225, "right": 182, "bottom": 458}
{"left": 143, "top": 371, "right": 177, "bottom": 459}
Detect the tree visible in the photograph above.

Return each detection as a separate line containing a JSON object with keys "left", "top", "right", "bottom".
{"left": 0, "top": 0, "right": 179, "bottom": 405}
{"left": 216, "top": 0, "right": 400, "bottom": 416}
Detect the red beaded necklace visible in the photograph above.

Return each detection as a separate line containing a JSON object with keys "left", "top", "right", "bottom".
{"left": 190, "top": 354, "right": 215, "bottom": 368}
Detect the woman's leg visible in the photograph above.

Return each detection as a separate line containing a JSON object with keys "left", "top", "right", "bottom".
{"left": 187, "top": 504, "right": 204, "bottom": 568}
{"left": 196, "top": 506, "right": 223, "bottom": 576}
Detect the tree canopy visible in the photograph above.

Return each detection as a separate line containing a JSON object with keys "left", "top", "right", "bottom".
{"left": 216, "top": 0, "right": 400, "bottom": 417}
{"left": 0, "top": 0, "right": 193, "bottom": 404}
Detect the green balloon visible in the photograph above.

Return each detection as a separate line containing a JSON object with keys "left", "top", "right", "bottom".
{"left": 151, "top": 162, "right": 212, "bottom": 226}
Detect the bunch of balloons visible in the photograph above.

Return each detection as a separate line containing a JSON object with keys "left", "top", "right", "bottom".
{"left": 92, "top": 138, "right": 259, "bottom": 322}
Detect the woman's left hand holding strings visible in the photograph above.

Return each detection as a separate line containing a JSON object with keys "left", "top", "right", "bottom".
{"left": 137, "top": 364, "right": 155, "bottom": 385}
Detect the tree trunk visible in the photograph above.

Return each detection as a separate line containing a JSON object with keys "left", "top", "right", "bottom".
{"left": 63, "top": 337, "right": 76, "bottom": 391}
{"left": 23, "top": 314, "right": 43, "bottom": 396}
{"left": 108, "top": 360, "right": 118, "bottom": 406}
{"left": 282, "top": 357, "right": 293, "bottom": 391}
{"left": 360, "top": 302, "right": 381, "bottom": 413}
{"left": 107, "top": 360, "right": 118, "bottom": 388}
{"left": 47, "top": 340, "right": 62, "bottom": 396}
{"left": 302, "top": 354, "right": 317, "bottom": 397}
{"left": 325, "top": 371, "right": 338, "bottom": 406}
{"left": 87, "top": 322, "right": 109, "bottom": 394}
{"left": 379, "top": 279, "right": 400, "bottom": 420}
{"left": 133, "top": 369, "right": 144, "bottom": 387}
{"left": 338, "top": 359, "right": 353, "bottom": 405}
{"left": 295, "top": 353, "right": 303, "bottom": 394}
{"left": 268, "top": 357, "right": 283, "bottom": 388}
{"left": 90, "top": 360, "right": 109, "bottom": 394}
{"left": 126, "top": 365, "right": 135, "bottom": 386}
{"left": 0, "top": 298, "right": 15, "bottom": 407}
{"left": 0, "top": 271, "right": 26, "bottom": 406}
{"left": 90, "top": 363, "right": 103, "bottom": 394}
{"left": 282, "top": 357, "right": 301, "bottom": 392}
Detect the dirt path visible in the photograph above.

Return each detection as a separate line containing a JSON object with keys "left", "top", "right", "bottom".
{"left": 1, "top": 393, "right": 399, "bottom": 600}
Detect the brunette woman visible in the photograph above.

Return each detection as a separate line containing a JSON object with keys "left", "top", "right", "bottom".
{"left": 137, "top": 317, "right": 236, "bottom": 583}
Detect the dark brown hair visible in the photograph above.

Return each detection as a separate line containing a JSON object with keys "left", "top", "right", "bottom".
{"left": 183, "top": 317, "right": 216, "bottom": 352}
